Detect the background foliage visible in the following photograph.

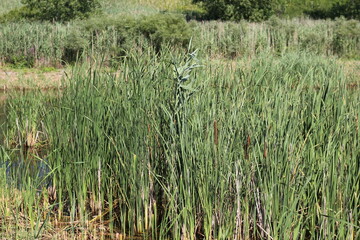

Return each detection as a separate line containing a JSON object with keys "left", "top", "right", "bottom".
{"left": 0, "top": 0, "right": 100, "bottom": 22}
{"left": 1, "top": 0, "right": 360, "bottom": 21}
{"left": 307, "top": 0, "right": 360, "bottom": 20}
{"left": 193, "top": 0, "right": 276, "bottom": 21}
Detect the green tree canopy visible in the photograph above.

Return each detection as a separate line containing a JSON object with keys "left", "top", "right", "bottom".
{"left": 305, "top": 0, "right": 360, "bottom": 20}
{"left": 193, "top": 0, "right": 276, "bottom": 21}
{"left": 21, "top": 0, "right": 100, "bottom": 22}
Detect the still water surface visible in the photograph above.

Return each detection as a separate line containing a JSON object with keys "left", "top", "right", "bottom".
{"left": 0, "top": 91, "right": 51, "bottom": 190}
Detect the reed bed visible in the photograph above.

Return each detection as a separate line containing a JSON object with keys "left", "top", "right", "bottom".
{"left": 0, "top": 0, "right": 22, "bottom": 15}
{"left": 0, "top": 17, "right": 359, "bottom": 68}
{"left": 1, "top": 48, "right": 359, "bottom": 239}
{"left": 191, "top": 17, "right": 360, "bottom": 59}
{"left": 0, "top": 22, "right": 68, "bottom": 67}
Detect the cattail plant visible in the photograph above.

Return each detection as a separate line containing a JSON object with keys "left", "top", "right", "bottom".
{"left": 1, "top": 48, "right": 359, "bottom": 239}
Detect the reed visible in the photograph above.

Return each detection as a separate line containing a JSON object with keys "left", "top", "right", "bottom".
{"left": 0, "top": 0, "right": 22, "bottom": 15}
{"left": 1, "top": 48, "right": 359, "bottom": 239}
{"left": 1, "top": 17, "right": 359, "bottom": 68}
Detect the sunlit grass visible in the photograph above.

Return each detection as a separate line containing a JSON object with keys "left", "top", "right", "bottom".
{"left": 0, "top": 0, "right": 22, "bottom": 15}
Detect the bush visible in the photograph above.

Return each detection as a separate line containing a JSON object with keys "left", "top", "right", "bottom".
{"left": 79, "top": 15, "right": 138, "bottom": 61}
{"left": 0, "top": 7, "right": 31, "bottom": 23}
{"left": 333, "top": 18, "right": 360, "bottom": 57}
{"left": 5, "top": 54, "right": 35, "bottom": 68}
{"left": 306, "top": 0, "right": 360, "bottom": 20}
{"left": 193, "top": 0, "right": 275, "bottom": 21}
{"left": 138, "top": 14, "right": 192, "bottom": 50}
{"left": 20, "top": 0, "right": 100, "bottom": 22}
{"left": 80, "top": 13, "right": 192, "bottom": 54}
{"left": 62, "top": 29, "right": 89, "bottom": 63}
{"left": 266, "top": 16, "right": 296, "bottom": 54}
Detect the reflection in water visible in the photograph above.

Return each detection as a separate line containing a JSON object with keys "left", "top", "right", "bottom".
{"left": 3, "top": 155, "right": 52, "bottom": 191}
{"left": 0, "top": 91, "right": 6, "bottom": 148}
{"left": 0, "top": 91, "right": 52, "bottom": 191}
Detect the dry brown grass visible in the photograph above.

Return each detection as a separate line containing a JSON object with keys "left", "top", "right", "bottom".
{"left": 341, "top": 60, "right": 360, "bottom": 89}
{"left": 0, "top": 68, "right": 65, "bottom": 90}
{"left": 0, "top": 188, "right": 130, "bottom": 239}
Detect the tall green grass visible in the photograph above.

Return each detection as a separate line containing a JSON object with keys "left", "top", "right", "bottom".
{"left": 0, "top": 0, "right": 22, "bottom": 15}
{"left": 1, "top": 17, "right": 359, "bottom": 68}
{"left": 1, "top": 49, "right": 359, "bottom": 239}
{"left": 0, "top": 22, "right": 67, "bottom": 67}
{"left": 192, "top": 17, "right": 360, "bottom": 59}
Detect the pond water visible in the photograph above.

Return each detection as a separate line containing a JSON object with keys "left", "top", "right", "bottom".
{"left": 0, "top": 91, "right": 7, "bottom": 144}
{"left": 0, "top": 91, "right": 52, "bottom": 190}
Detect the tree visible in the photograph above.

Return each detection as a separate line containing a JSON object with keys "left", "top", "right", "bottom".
{"left": 193, "top": 0, "right": 276, "bottom": 21}
{"left": 21, "top": 0, "right": 100, "bottom": 22}
{"left": 306, "top": 0, "right": 360, "bottom": 20}
{"left": 332, "top": 0, "right": 360, "bottom": 20}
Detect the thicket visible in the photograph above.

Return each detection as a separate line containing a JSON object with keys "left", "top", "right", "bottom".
{"left": 193, "top": 0, "right": 276, "bottom": 21}
{"left": 307, "top": 0, "right": 360, "bottom": 20}
{"left": 191, "top": 0, "right": 360, "bottom": 21}
{"left": 0, "top": 14, "right": 192, "bottom": 67}
{"left": 0, "top": 0, "right": 100, "bottom": 23}
{"left": 1, "top": 0, "right": 359, "bottom": 22}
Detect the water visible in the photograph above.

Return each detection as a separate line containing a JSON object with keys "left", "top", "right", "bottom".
{"left": 0, "top": 91, "right": 7, "bottom": 149}
{"left": 3, "top": 155, "right": 52, "bottom": 190}
{"left": 0, "top": 91, "right": 52, "bottom": 191}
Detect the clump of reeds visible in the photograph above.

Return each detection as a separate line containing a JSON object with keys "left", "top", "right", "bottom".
{"left": 0, "top": 17, "right": 359, "bottom": 68}
{"left": 1, "top": 49, "right": 359, "bottom": 239}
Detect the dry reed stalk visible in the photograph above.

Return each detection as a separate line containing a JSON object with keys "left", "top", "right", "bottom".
{"left": 244, "top": 135, "right": 251, "bottom": 160}
{"left": 356, "top": 114, "right": 358, "bottom": 134}
{"left": 213, "top": 119, "right": 218, "bottom": 146}
{"left": 263, "top": 141, "right": 267, "bottom": 159}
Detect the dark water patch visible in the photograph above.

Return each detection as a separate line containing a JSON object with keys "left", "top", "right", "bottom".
{"left": 1, "top": 151, "right": 52, "bottom": 191}
{"left": 0, "top": 92, "right": 6, "bottom": 145}
{"left": 0, "top": 90, "right": 55, "bottom": 191}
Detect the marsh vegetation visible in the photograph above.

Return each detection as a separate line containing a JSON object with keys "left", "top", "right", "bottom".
{"left": 0, "top": 0, "right": 359, "bottom": 239}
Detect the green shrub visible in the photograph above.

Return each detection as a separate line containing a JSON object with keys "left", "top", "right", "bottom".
{"left": 80, "top": 13, "right": 191, "bottom": 55}
{"left": 306, "top": 0, "right": 360, "bottom": 20}
{"left": 333, "top": 17, "right": 360, "bottom": 57}
{"left": 21, "top": 0, "right": 100, "bottom": 22}
{"left": 5, "top": 54, "right": 35, "bottom": 68}
{"left": 62, "top": 29, "right": 89, "bottom": 63}
{"left": 137, "top": 14, "right": 192, "bottom": 50}
{"left": 80, "top": 15, "right": 137, "bottom": 46}
{"left": 0, "top": 6, "right": 31, "bottom": 23}
{"left": 193, "top": 0, "right": 276, "bottom": 21}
